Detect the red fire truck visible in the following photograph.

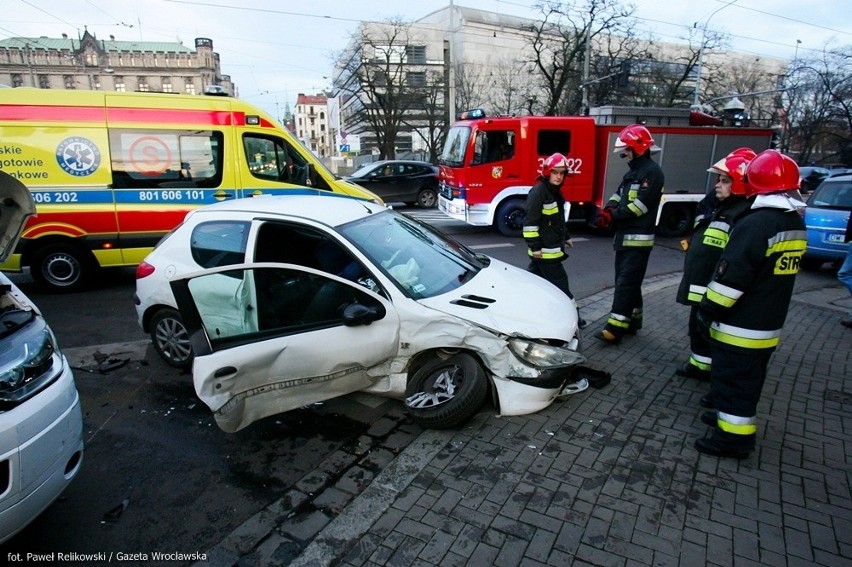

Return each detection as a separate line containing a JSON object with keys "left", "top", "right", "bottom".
{"left": 437, "top": 106, "right": 776, "bottom": 237}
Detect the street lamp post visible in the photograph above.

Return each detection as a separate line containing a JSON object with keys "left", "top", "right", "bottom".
{"left": 692, "top": 0, "right": 739, "bottom": 108}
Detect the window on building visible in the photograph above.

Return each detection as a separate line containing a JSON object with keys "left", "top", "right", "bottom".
{"left": 91, "top": 76, "right": 102, "bottom": 90}
{"left": 115, "top": 76, "right": 126, "bottom": 92}
{"left": 406, "top": 45, "right": 427, "bottom": 64}
{"left": 407, "top": 72, "right": 426, "bottom": 87}
{"left": 138, "top": 77, "right": 149, "bottom": 92}
{"left": 185, "top": 79, "right": 196, "bottom": 95}
{"left": 64, "top": 75, "right": 76, "bottom": 89}
{"left": 320, "top": 112, "right": 325, "bottom": 119}
{"left": 85, "top": 52, "right": 97, "bottom": 66}
{"left": 38, "top": 74, "right": 50, "bottom": 89}
{"left": 12, "top": 74, "right": 23, "bottom": 87}
{"left": 162, "top": 77, "right": 173, "bottom": 93}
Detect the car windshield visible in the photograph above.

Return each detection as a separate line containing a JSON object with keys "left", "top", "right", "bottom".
{"left": 439, "top": 126, "right": 470, "bottom": 167}
{"left": 338, "top": 210, "right": 485, "bottom": 299}
{"left": 809, "top": 180, "right": 852, "bottom": 209}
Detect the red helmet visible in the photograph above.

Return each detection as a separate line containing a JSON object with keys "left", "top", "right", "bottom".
{"left": 541, "top": 153, "right": 569, "bottom": 177}
{"left": 707, "top": 147, "right": 756, "bottom": 195}
{"left": 613, "top": 124, "right": 657, "bottom": 155}
{"left": 743, "top": 150, "right": 800, "bottom": 196}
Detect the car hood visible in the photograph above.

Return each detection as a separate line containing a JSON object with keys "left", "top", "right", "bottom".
{"left": 418, "top": 258, "right": 578, "bottom": 341}
{"left": 0, "top": 171, "right": 36, "bottom": 263}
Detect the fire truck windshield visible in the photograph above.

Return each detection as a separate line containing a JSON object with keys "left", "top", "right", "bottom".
{"left": 439, "top": 126, "right": 470, "bottom": 167}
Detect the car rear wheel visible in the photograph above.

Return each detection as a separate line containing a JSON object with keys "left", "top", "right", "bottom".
{"left": 150, "top": 307, "right": 193, "bottom": 369}
{"left": 416, "top": 187, "right": 438, "bottom": 208}
{"left": 404, "top": 352, "right": 488, "bottom": 429}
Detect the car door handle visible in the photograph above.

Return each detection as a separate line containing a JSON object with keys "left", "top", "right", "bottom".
{"left": 214, "top": 366, "right": 237, "bottom": 378}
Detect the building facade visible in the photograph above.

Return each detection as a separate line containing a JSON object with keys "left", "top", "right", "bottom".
{"left": 294, "top": 93, "right": 332, "bottom": 157}
{"left": 0, "top": 31, "right": 235, "bottom": 96}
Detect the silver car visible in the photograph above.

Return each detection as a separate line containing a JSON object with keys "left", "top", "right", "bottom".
{"left": 0, "top": 171, "right": 84, "bottom": 543}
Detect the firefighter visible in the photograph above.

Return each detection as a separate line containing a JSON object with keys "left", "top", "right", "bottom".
{"left": 695, "top": 150, "right": 807, "bottom": 459}
{"left": 596, "top": 124, "right": 665, "bottom": 344}
{"left": 675, "top": 148, "right": 756, "bottom": 379}
{"left": 523, "top": 152, "right": 587, "bottom": 328}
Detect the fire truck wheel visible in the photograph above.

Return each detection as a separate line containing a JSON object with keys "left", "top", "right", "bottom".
{"left": 656, "top": 204, "right": 693, "bottom": 237}
{"left": 404, "top": 352, "right": 488, "bottom": 429}
{"left": 495, "top": 199, "right": 527, "bottom": 237}
{"left": 30, "top": 243, "right": 97, "bottom": 293}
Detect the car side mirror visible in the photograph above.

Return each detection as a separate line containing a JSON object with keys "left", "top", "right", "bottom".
{"left": 342, "top": 302, "right": 385, "bottom": 326}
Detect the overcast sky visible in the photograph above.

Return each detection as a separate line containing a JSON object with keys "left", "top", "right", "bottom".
{"left": 5, "top": 0, "right": 851, "bottom": 119}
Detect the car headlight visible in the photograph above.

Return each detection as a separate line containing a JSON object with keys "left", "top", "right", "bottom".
{"left": 508, "top": 337, "right": 585, "bottom": 368}
{"left": 0, "top": 317, "right": 61, "bottom": 406}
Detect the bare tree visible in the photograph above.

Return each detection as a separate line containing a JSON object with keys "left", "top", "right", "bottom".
{"left": 334, "top": 20, "right": 444, "bottom": 160}
{"left": 454, "top": 62, "right": 489, "bottom": 116}
{"left": 402, "top": 70, "right": 447, "bottom": 162}
{"left": 784, "top": 44, "right": 852, "bottom": 165}
{"left": 525, "top": 0, "right": 637, "bottom": 115}
{"left": 484, "top": 55, "right": 538, "bottom": 116}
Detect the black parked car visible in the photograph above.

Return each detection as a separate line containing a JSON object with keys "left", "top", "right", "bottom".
{"left": 798, "top": 166, "right": 831, "bottom": 193}
{"left": 345, "top": 160, "right": 439, "bottom": 208}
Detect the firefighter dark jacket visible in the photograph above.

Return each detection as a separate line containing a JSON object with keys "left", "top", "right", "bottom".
{"left": 605, "top": 152, "right": 665, "bottom": 250}
{"left": 699, "top": 197, "right": 807, "bottom": 351}
{"left": 676, "top": 194, "right": 751, "bottom": 306}
{"left": 523, "top": 177, "right": 569, "bottom": 261}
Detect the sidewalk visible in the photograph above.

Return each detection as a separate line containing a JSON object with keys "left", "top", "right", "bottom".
{"left": 202, "top": 274, "right": 852, "bottom": 567}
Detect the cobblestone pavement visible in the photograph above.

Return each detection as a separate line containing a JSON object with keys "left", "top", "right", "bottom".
{"left": 198, "top": 273, "right": 852, "bottom": 567}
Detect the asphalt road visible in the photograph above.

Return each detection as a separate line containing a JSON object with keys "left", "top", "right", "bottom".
{"left": 0, "top": 207, "right": 690, "bottom": 558}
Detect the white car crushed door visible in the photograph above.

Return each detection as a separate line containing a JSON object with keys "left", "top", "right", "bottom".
{"left": 170, "top": 263, "right": 400, "bottom": 432}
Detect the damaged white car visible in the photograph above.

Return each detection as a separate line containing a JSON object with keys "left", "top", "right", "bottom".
{"left": 140, "top": 194, "right": 585, "bottom": 431}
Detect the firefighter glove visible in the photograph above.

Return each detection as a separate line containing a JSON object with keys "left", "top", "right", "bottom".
{"left": 596, "top": 208, "right": 613, "bottom": 230}
{"left": 696, "top": 308, "right": 714, "bottom": 342}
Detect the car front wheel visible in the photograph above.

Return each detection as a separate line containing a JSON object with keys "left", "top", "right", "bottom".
{"left": 150, "top": 307, "right": 193, "bottom": 369}
{"left": 404, "top": 352, "right": 488, "bottom": 429}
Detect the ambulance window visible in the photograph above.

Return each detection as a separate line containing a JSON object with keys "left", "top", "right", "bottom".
{"left": 109, "top": 129, "right": 223, "bottom": 189}
{"left": 243, "top": 134, "right": 329, "bottom": 190}
{"left": 537, "top": 130, "right": 571, "bottom": 156}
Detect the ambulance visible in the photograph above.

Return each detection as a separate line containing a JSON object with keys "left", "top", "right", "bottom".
{"left": 0, "top": 88, "right": 380, "bottom": 291}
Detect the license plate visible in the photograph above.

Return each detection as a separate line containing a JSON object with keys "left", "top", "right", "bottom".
{"left": 827, "top": 233, "right": 845, "bottom": 243}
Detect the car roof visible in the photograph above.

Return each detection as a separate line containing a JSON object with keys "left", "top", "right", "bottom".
{"left": 186, "top": 193, "right": 387, "bottom": 226}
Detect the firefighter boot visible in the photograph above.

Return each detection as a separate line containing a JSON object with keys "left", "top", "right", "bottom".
{"left": 699, "top": 394, "right": 715, "bottom": 409}
{"left": 597, "top": 329, "right": 621, "bottom": 345}
{"left": 695, "top": 428, "right": 755, "bottom": 459}
{"left": 675, "top": 361, "right": 710, "bottom": 380}
{"left": 626, "top": 308, "right": 643, "bottom": 335}
{"left": 700, "top": 411, "right": 717, "bottom": 426}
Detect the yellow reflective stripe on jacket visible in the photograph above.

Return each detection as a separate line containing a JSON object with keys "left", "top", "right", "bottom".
{"left": 539, "top": 246, "right": 563, "bottom": 259}
{"left": 705, "top": 281, "right": 743, "bottom": 308}
{"left": 522, "top": 225, "right": 539, "bottom": 239}
{"left": 687, "top": 284, "right": 706, "bottom": 303}
{"left": 542, "top": 201, "right": 559, "bottom": 215}
{"left": 609, "top": 194, "right": 621, "bottom": 203}
{"left": 765, "top": 230, "right": 807, "bottom": 256}
{"left": 702, "top": 225, "right": 730, "bottom": 248}
{"left": 717, "top": 412, "right": 757, "bottom": 435}
{"left": 710, "top": 322, "right": 781, "bottom": 349}
{"left": 627, "top": 199, "right": 649, "bottom": 217}
{"left": 622, "top": 233, "right": 655, "bottom": 247}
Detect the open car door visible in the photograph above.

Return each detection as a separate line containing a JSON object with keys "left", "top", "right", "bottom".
{"left": 170, "top": 263, "right": 400, "bottom": 432}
